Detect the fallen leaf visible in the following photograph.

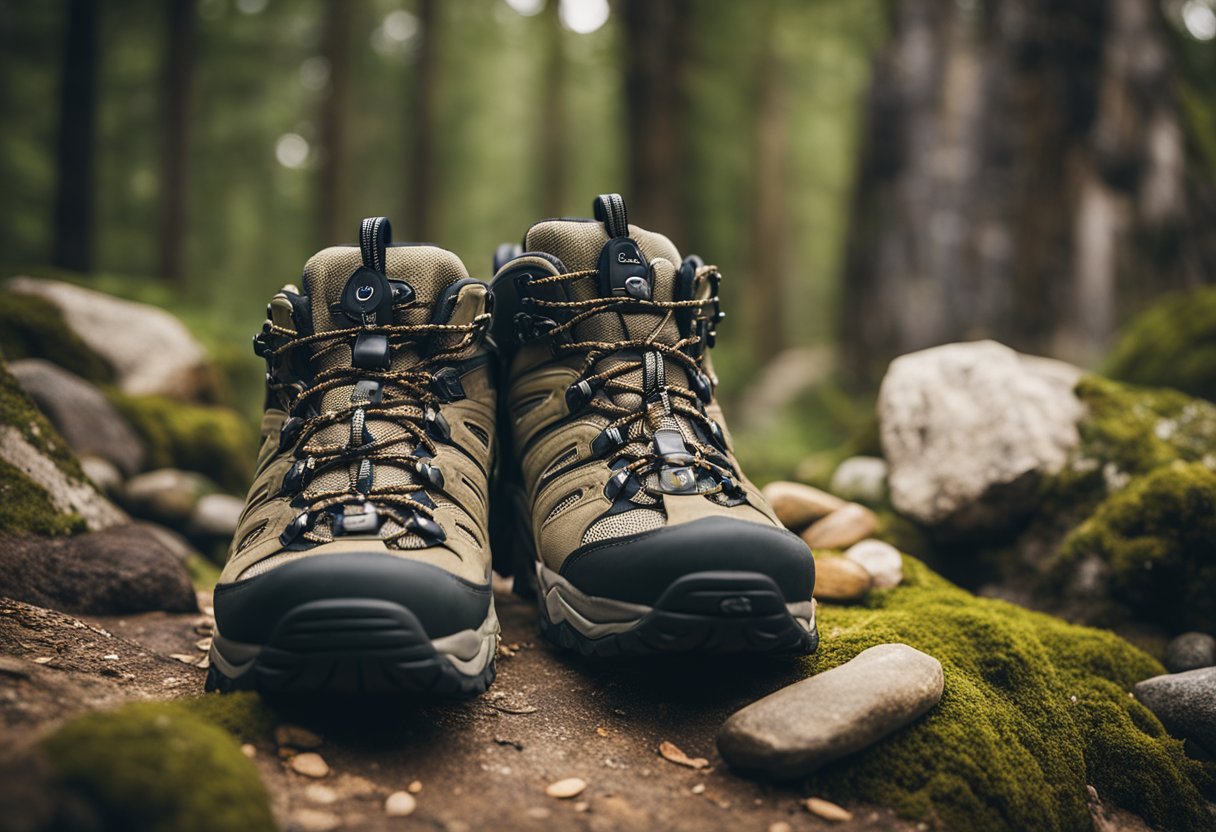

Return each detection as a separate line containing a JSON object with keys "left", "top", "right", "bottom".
{"left": 546, "top": 777, "right": 587, "bottom": 799}
{"left": 658, "top": 741, "right": 708, "bottom": 770}
{"left": 805, "top": 797, "right": 852, "bottom": 823}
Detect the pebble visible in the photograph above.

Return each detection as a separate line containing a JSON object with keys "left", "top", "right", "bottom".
{"left": 240, "top": 743, "right": 256, "bottom": 758}
{"left": 691, "top": 783, "right": 706, "bottom": 795}
{"left": 829, "top": 456, "right": 888, "bottom": 503}
{"left": 717, "top": 644, "right": 944, "bottom": 778}
{"left": 408, "top": 779, "right": 423, "bottom": 793}
{"left": 812, "top": 555, "right": 873, "bottom": 602}
{"left": 545, "top": 777, "right": 587, "bottom": 799}
{"left": 385, "top": 791, "right": 417, "bottom": 817}
{"left": 1163, "top": 632, "right": 1216, "bottom": 673}
{"left": 761, "top": 481, "right": 846, "bottom": 531}
{"left": 289, "top": 808, "right": 340, "bottom": 832}
{"left": 304, "top": 784, "right": 337, "bottom": 805}
{"left": 801, "top": 503, "right": 878, "bottom": 550}
{"left": 768, "top": 823, "right": 792, "bottom": 832}
{"left": 276, "top": 724, "right": 324, "bottom": 750}
{"left": 290, "top": 752, "right": 330, "bottom": 778}
{"left": 844, "top": 539, "right": 904, "bottom": 589}
{"left": 1133, "top": 666, "right": 1216, "bottom": 751}
{"left": 805, "top": 797, "right": 853, "bottom": 822}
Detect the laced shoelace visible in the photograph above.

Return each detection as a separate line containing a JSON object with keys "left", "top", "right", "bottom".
{"left": 265, "top": 313, "right": 490, "bottom": 544}
{"left": 523, "top": 265, "right": 738, "bottom": 495}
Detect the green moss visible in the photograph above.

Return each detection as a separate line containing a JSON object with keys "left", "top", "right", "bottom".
{"left": 41, "top": 702, "right": 275, "bottom": 832}
{"left": 0, "top": 360, "right": 86, "bottom": 479}
{"left": 1059, "top": 461, "right": 1216, "bottom": 634}
{"left": 0, "top": 289, "right": 114, "bottom": 383}
{"left": 185, "top": 553, "right": 222, "bottom": 590}
{"left": 805, "top": 557, "right": 1212, "bottom": 831}
{"left": 176, "top": 692, "right": 278, "bottom": 743}
{"left": 108, "top": 392, "right": 255, "bottom": 493}
{"left": 0, "top": 458, "right": 86, "bottom": 535}
{"left": 1105, "top": 288, "right": 1216, "bottom": 404}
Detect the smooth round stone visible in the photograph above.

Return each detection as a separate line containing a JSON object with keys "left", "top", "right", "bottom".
{"left": 1134, "top": 667, "right": 1216, "bottom": 751}
{"left": 813, "top": 555, "right": 873, "bottom": 603}
{"left": 290, "top": 752, "right": 330, "bottom": 778}
{"left": 717, "top": 643, "right": 944, "bottom": 779}
{"left": 385, "top": 791, "right": 417, "bottom": 817}
{"left": 844, "top": 539, "right": 904, "bottom": 589}
{"left": 829, "top": 456, "right": 888, "bottom": 503}
{"left": 187, "top": 493, "right": 245, "bottom": 538}
{"left": 1163, "top": 632, "right": 1216, "bottom": 673}
{"left": 761, "top": 481, "right": 846, "bottom": 532}
{"left": 801, "top": 503, "right": 878, "bottom": 550}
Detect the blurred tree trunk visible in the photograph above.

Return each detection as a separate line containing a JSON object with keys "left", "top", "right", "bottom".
{"left": 622, "top": 0, "right": 690, "bottom": 238}
{"left": 842, "top": 0, "right": 1215, "bottom": 384}
{"left": 747, "top": 7, "right": 787, "bottom": 364}
{"left": 538, "top": 0, "right": 565, "bottom": 217}
{"left": 318, "top": 0, "right": 351, "bottom": 245}
{"left": 408, "top": 0, "right": 438, "bottom": 242}
{"left": 160, "top": 0, "right": 196, "bottom": 284}
{"left": 51, "top": 0, "right": 98, "bottom": 273}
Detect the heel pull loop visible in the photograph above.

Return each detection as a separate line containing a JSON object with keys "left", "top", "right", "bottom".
{"left": 593, "top": 194, "right": 629, "bottom": 239}
{"left": 359, "top": 216, "right": 391, "bottom": 274}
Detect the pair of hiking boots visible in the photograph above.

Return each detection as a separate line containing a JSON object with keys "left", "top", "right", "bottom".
{"left": 207, "top": 194, "right": 819, "bottom": 697}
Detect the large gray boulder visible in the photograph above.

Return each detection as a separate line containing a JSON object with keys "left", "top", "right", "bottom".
{"left": 9, "top": 358, "right": 145, "bottom": 476}
{"left": 6, "top": 277, "right": 215, "bottom": 401}
{"left": 878, "top": 341, "right": 1083, "bottom": 535}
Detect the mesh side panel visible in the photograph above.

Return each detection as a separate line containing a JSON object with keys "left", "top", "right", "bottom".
{"left": 465, "top": 422, "right": 490, "bottom": 448}
{"left": 546, "top": 489, "right": 583, "bottom": 522}
{"left": 540, "top": 446, "right": 579, "bottom": 482}
{"left": 581, "top": 508, "right": 664, "bottom": 545}
{"left": 453, "top": 522, "right": 481, "bottom": 548}
{"left": 235, "top": 521, "right": 267, "bottom": 553}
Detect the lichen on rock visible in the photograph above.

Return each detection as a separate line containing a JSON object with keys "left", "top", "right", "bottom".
{"left": 41, "top": 701, "right": 276, "bottom": 832}
{"left": 804, "top": 556, "right": 1213, "bottom": 832}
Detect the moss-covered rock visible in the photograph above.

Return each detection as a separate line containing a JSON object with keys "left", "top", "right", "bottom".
{"left": 0, "top": 289, "right": 114, "bottom": 384}
{"left": 108, "top": 392, "right": 255, "bottom": 494}
{"left": 806, "top": 557, "right": 1213, "bottom": 831}
{"left": 1059, "top": 461, "right": 1216, "bottom": 634}
{"left": 0, "top": 458, "right": 86, "bottom": 536}
{"left": 1105, "top": 286, "right": 1216, "bottom": 402}
{"left": 41, "top": 701, "right": 275, "bottom": 832}
{"left": 0, "top": 360, "right": 86, "bottom": 480}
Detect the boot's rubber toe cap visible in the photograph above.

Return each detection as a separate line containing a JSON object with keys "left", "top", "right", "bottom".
{"left": 558, "top": 516, "right": 815, "bottom": 607}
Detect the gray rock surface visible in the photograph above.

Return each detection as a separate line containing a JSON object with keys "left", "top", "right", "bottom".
{"left": 187, "top": 493, "right": 244, "bottom": 539}
{"left": 878, "top": 341, "right": 1083, "bottom": 534}
{"left": 0, "top": 523, "right": 197, "bottom": 614}
{"left": 1134, "top": 667, "right": 1216, "bottom": 752}
{"left": 845, "top": 539, "right": 904, "bottom": 589}
{"left": 79, "top": 455, "right": 123, "bottom": 496}
{"left": 7, "top": 277, "right": 215, "bottom": 401}
{"left": 1163, "top": 632, "right": 1216, "bottom": 674}
{"left": 10, "top": 358, "right": 145, "bottom": 476}
{"left": 0, "top": 425, "right": 126, "bottom": 532}
{"left": 829, "top": 456, "right": 888, "bottom": 503}
{"left": 717, "top": 643, "right": 944, "bottom": 778}
{"left": 122, "top": 468, "right": 210, "bottom": 524}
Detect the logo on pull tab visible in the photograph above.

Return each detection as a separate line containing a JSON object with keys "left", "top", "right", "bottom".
{"left": 617, "top": 251, "right": 642, "bottom": 266}
{"left": 355, "top": 284, "right": 375, "bottom": 303}
{"left": 598, "top": 237, "right": 650, "bottom": 299}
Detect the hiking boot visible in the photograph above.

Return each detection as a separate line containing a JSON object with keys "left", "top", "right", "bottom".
{"left": 488, "top": 194, "right": 818, "bottom": 656}
{"left": 207, "top": 218, "right": 499, "bottom": 696}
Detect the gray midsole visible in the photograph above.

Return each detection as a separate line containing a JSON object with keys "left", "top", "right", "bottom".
{"left": 537, "top": 562, "right": 817, "bottom": 640}
{"left": 208, "top": 602, "right": 500, "bottom": 679}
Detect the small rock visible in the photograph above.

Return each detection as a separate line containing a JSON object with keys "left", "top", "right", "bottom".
{"left": 805, "top": 797, "right": 852, "bottom": 822}
{"left": 812, "top": 555, "right": 872, "bottom": 603}
{"left": 1162, "top": 632, "right": 1216, "bottom": 673}
{"left": 240, "top": 744, "right": 256, "bottom": 758}
{"left": 290, "top": 752, "right": 330, "bottom": 778}
{"left": 289, "top": 808, "right": 340, "bottom": 832}
{"left": 658, "top": 740, "right": 708, "bottom": 770}
{"left": 573, "top": 801, "right": 590, "bottom": 812}
{"left": 691, "top": 783, "right": 706, "bottom": 795}
{"left": 123, "top": 469, "right": 210, "bottom": 524}
{"left": 1133, "top": 667, "right": 1216, "bottom": 750}
{"left": 768, "top": 823, "right": 792, "bottom": 832}
{"left": 385, "top": 791, "right": 417, "bottom": 817}
{"left": 844, "top": 540, "right": 903, "bottom": 589}
{"left": 304, "top": 784, "right": 337, "bottom": 805}
{"left": 275, "top": 724, "right": 324, "bottom": 750}
{"left": 408, "top": 779, "right": 423, "bottom": 793}
{"left": 717, "top": 644, "right": 944, "bottom": 778}
{"left": 80, "top": 455, "right": 123, "bottom": 496}
{"left": 829, "top": 456, "right": 888, "bottom": 503}
{"left": 760, "top": 481, "right": 846, "bottom": 531}
{"left": 188, "top": 493, "right": 245, "bottom": 539}
{"left": 801, "top": 504, "right": 878, "bottom": 550}
{"left": 545, "top": 777, "right": 587, "bottom": 799}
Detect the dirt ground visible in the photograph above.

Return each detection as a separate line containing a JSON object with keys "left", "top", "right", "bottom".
{"left": 0, "top": 582, "right": 937, "bottom": 832}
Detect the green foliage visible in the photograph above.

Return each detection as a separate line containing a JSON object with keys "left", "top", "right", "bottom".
{"left": 108, "top": 392, "right": 256, "bottom": 493}
{"left": 1105, "top": 286, "right": 1216, "bottom": 402}
{"left": 0, "top": 289, "right": 114, "bottom": 383}
{"left": 806, "top": 557, "right": 1212, "bottom": 832}
{"left": 0, "top": 459, "right": 86, "bottom": 536}
{"left": 41, "top": 702, "right": 275, "bottom": 832}
{"left": 1060, "top": 461, "right": 1216, "bottom": 634}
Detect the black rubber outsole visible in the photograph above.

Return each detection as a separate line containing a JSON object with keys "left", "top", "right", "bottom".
{"left": 537, "top": 571, "right": 819, "bottom": 658}
{"left": 205, "top": 599, "right": 495, "bottom": 698}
